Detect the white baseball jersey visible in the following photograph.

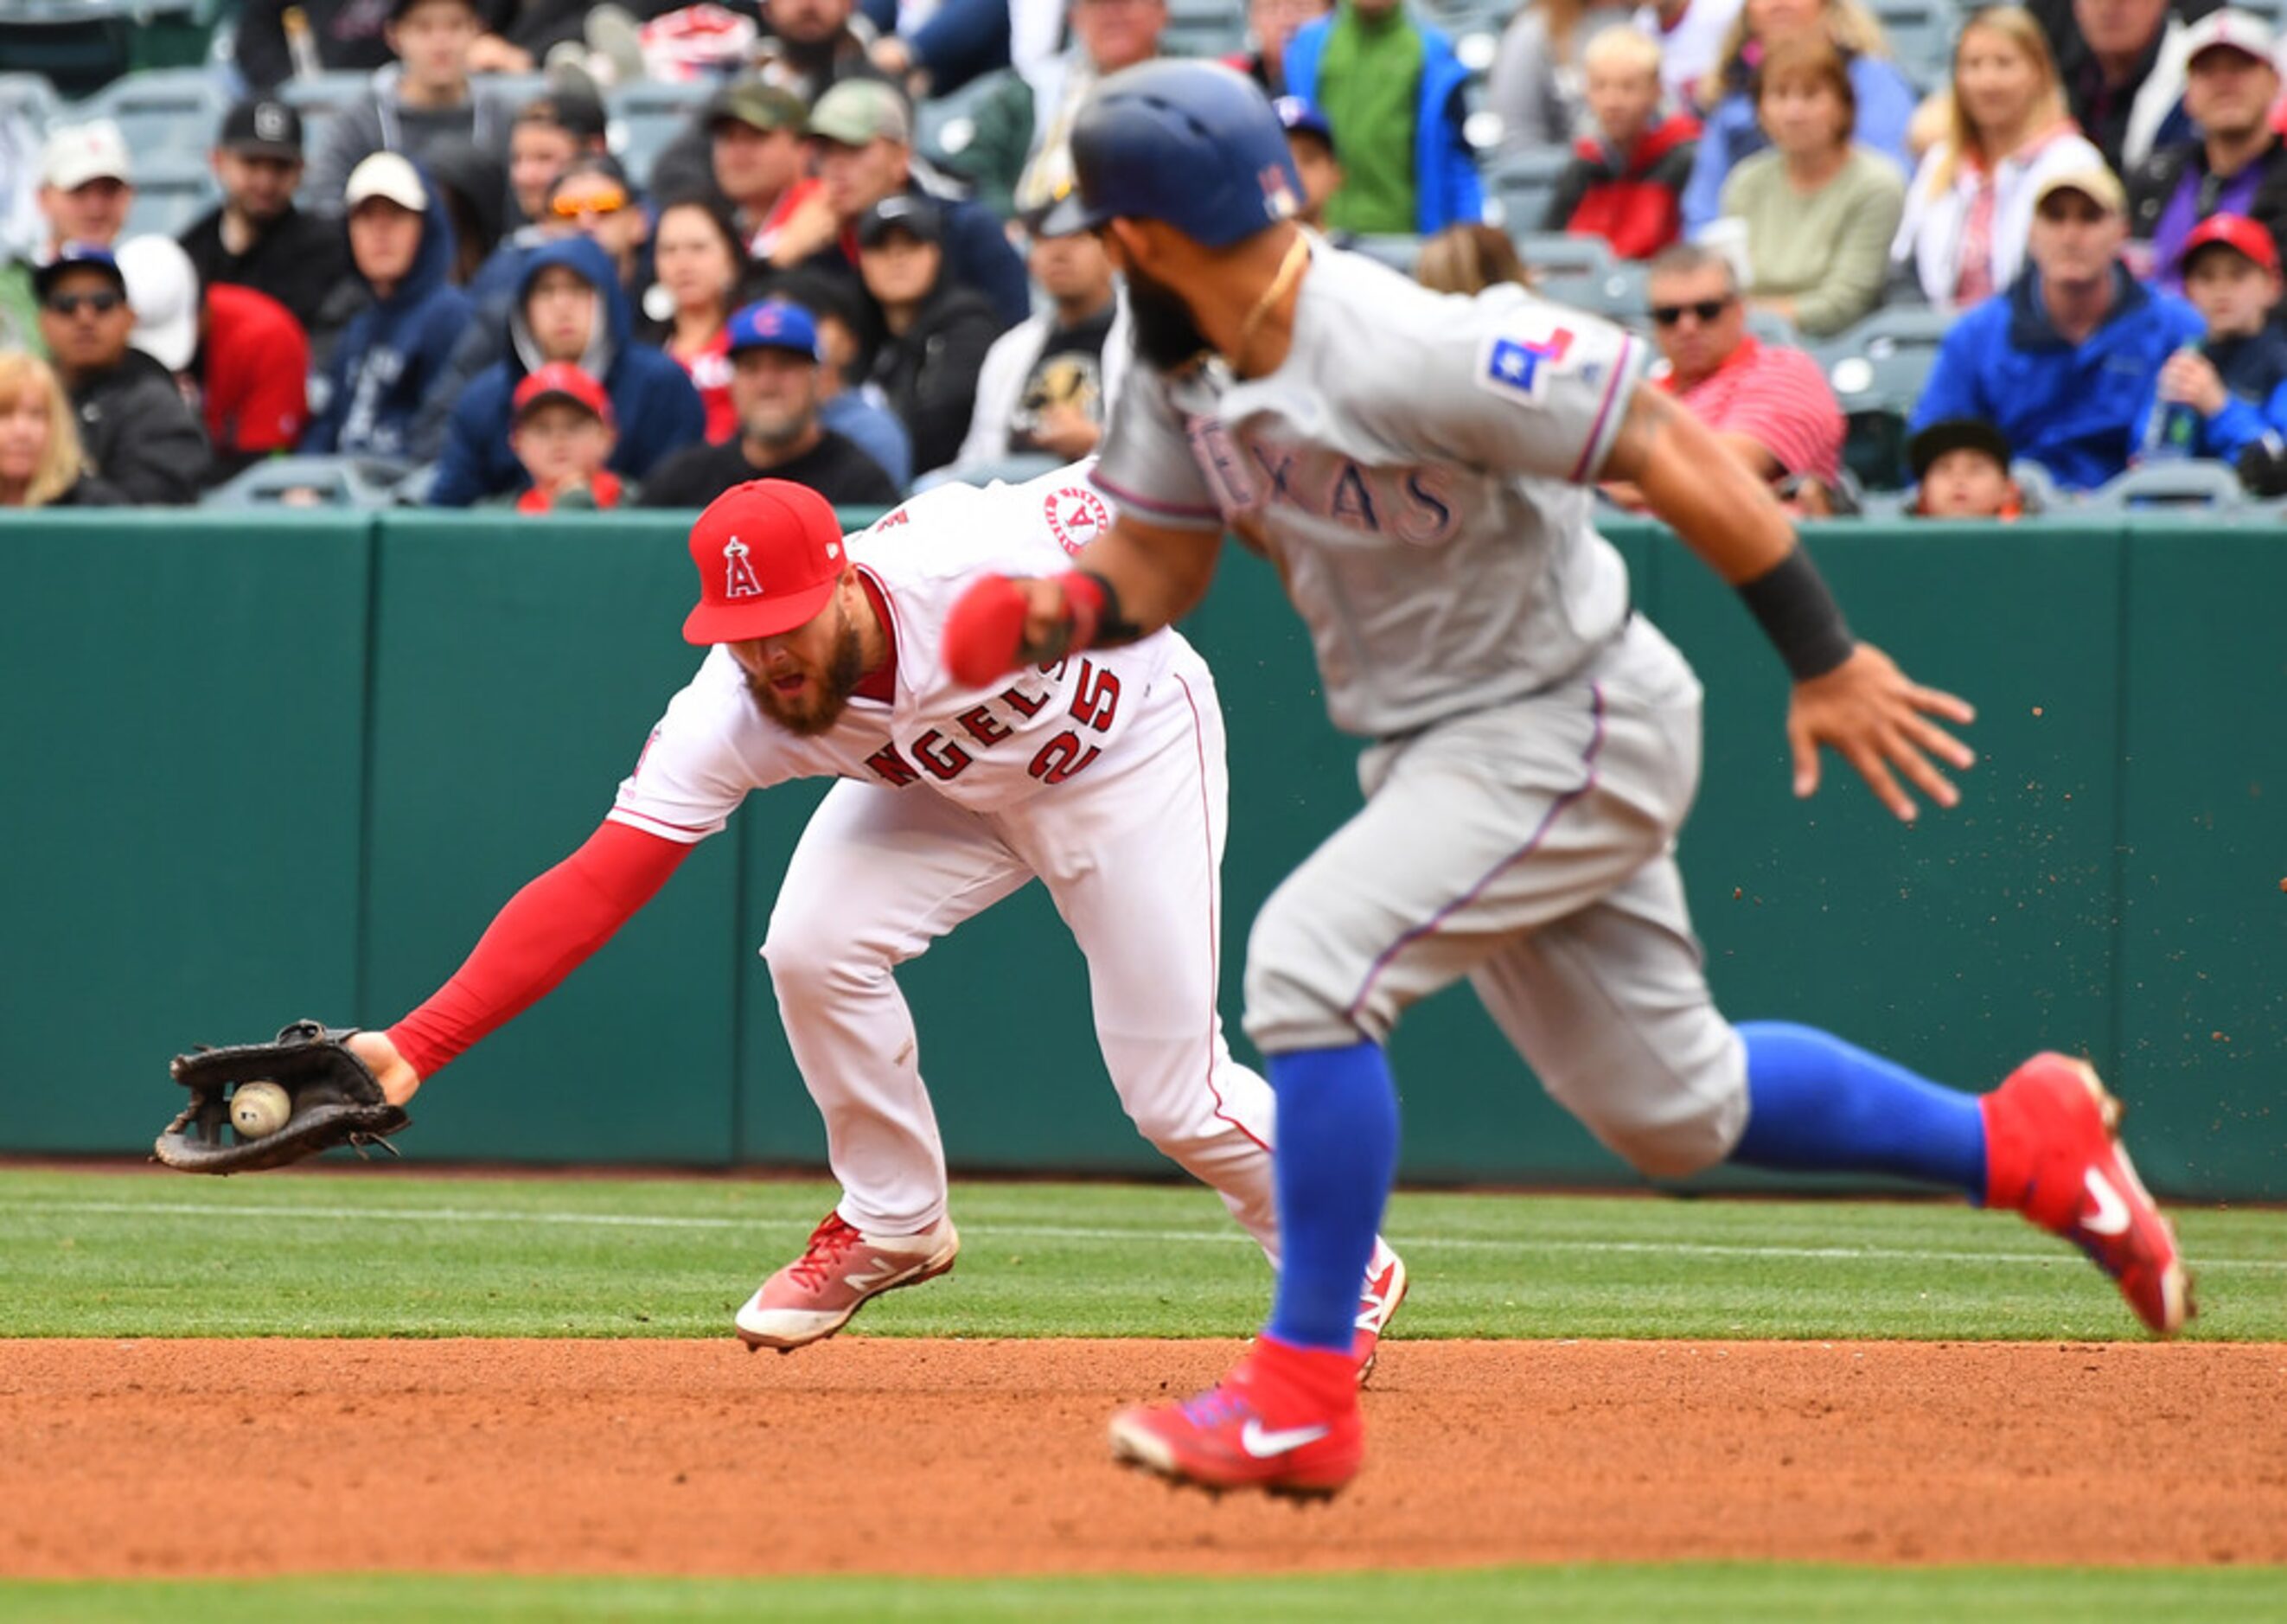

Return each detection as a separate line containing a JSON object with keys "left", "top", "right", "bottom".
{"left": 607, "top": 460, "right": 1287, "bottom": 1256}
{"left": 1091, "top": 242, "right": 1647, "bottom": 739}
{"left": 610, "top": 464, "right": 1181, "bottom": 838}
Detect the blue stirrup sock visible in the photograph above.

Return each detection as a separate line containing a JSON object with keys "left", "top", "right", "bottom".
{"left": 1262, "top": 1039, "right": 1400, "bottom": 1354}
{"left": 1731, "top": 1020, "right": 1986, "bottom": 1196}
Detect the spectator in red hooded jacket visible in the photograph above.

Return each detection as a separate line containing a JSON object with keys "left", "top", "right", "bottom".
{"left": 1543, "top": 25, "right": 1700, "bottom": 259}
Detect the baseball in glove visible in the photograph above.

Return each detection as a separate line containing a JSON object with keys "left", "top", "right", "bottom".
{"left": 154, "top": 1020, "right": 410, "bottom": 1174}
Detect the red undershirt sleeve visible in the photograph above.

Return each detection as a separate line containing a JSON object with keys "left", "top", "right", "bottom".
{"left": 386, "top": 819, "right": 695, "bottom": 1079}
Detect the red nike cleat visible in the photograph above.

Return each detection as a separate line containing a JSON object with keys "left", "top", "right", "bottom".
{"left": 1108, "top": 1338, "right": 1364, "bottom": 1498}
{"left": 1983, "top": 1052, "right": 2194, "bottom": 1336}
{"left": 1352, "top": 1239, "right": 1408, "bottom": 1384}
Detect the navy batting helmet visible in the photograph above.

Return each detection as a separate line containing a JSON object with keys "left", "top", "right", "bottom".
{"left": 1039, "top": 61, "right": 1303, "bottom": 248}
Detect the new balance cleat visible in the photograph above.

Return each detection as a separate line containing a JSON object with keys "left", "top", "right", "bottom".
{"left": 1109, "top": 1338, "right": 1364, "bottom": 1498}
{"left": 1983, "top": 1052, "right": 2193, "bottom": 1336}
{"left": 734, "top": 1212, "right": 959, "bottom": 1351}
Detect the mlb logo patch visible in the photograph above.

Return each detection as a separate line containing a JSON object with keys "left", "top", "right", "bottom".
{"left": 1479, "top": 328, "right": 1575, "bottom": 404}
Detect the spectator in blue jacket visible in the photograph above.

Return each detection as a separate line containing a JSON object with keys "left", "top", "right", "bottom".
{"left": 2132, "top": 211, "right": 2287, "bottom": 460}
{"left": 1679, "top": 0, "right": 1917, "bottom": 234}
{"left": 428, "top": 236, "right": 706, "bottom": 506}
{"left": 304, "top": 153, "right": 473, "bottom": 461}
{"left": 1912, "top": 166, "right": 2205, "bottom": 489}
{"left": 1282, "top": 0, "right": 1484, "bottom": 235}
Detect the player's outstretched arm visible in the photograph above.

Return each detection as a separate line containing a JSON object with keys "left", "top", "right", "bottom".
{"left": 1601, "top": 387, "right": 1977, "bottom": 822}
{"left": 346, "top": 1032, "right": 419, "bottom": 1106}
{"left": 943, "top": 512, "right": 1224, "bottom": 687}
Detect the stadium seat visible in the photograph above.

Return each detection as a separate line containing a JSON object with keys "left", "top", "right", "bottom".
{"left": 1511, "top": 231, "right": 1615, "bottom": 281}
{"left": 1484, "top": 148, "right": 1570, "bottom": 232}
{"left": 2083, "top": 459, "right": 2249, "bottom": 511}
{"left": 123, "top": 160, "right": 220, "bottom": 239}
{"left": 2008, "top": 458, "right": 2067, "bottom": 515}
{"left": 1353, "top": 234, "right": 1424, "bottom": 274}
{"left": 201, "top": 454, "right": 414, "bottom": 508}
{"left": 0, "top": 0, "right": 141, "bottom": 99}
{"left": 1161, "top": 0, "right": 1248, "bottom": 60}
{"left": 1871, "top": 0, "right": 1953, "bottom": 93}
{"left": 608, "top": 78, "right": 713, "bottom": 191}
{"left": 78, "top": 65, "right": 232, "bottom": 158}
{"left": 1535, "top": 261, "right": 1649, "bottom": 318}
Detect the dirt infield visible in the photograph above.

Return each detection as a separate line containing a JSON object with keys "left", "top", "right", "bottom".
{"left": 5, "top": 1338, "right": 2284, "bottom": 1576}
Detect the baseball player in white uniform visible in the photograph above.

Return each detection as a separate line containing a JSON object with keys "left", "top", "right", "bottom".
{"left": 942, "top": 61, "right": 2189, "bottom": 1498}
{"left": 347, "top": 470, "right": 1406, "bottom": 1365}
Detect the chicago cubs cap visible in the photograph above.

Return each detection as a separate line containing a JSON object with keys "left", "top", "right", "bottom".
{"left": 42, "top": 119, "right": 131, "bottom": 191}
{"left": 683, "top": 480, "right": 849, "bottom": 643}
{"left": 32, "top": 241, "right": 126, "bottom": 301}
{"left": 513, "top": 361, "right": 614, "bottom": 425}
{"left": 2179, "top": 210, "right": 2281, "bottom": 273}
{"left": 1045, "top": 61, "right": 1301, "bottom": 247}
{"left": 725, "top": 297, "right": 822, "bottom": 359}
{"left": 220, "top": 96, "right": 303, "bottom": 158}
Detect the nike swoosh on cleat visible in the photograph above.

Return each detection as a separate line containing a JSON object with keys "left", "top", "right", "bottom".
{"left": 2081, "top": 1167, "right": 2132, "bottom": 1237}
{"left": 1241, "top": 1419, "right": 1331, "bottom": 1458}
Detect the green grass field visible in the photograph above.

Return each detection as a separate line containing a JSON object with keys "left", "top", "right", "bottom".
{"left": 6, "top": 1165, "right": 2285, "bottom": 1621}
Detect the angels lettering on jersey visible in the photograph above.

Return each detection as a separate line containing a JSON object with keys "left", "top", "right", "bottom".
{"left": 610, "top": 464, "right": 1182, "bottom": 841}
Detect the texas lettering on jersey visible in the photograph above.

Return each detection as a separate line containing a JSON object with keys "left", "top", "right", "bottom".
{"left": 1185, "top": 420, "right": 1461, "bottom": 547}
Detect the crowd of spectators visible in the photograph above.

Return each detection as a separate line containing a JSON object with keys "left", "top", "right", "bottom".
{"left": 4, "top": 0, "right": 2287, "bottom": 520}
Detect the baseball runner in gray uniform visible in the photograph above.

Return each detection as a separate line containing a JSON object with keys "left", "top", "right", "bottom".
{"left": 942, "top": 62, "right": 2191, "bottom": 1499}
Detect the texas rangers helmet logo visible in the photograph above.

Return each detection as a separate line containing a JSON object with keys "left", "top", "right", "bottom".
{"left": 1258, "top": 164, "right": 1299, "bottom": 221}
{"left": 723, "top": 535, "right": 763, "bottom": 598}
{"left": 1044, "top": 486, "right": 1110, "bottom": 554}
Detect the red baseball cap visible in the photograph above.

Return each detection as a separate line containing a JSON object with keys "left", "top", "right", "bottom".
{"left": 2179, "top": 212, "right": 2281, "bottom": 275}
{"left": 682, "top": 480, "right": 848, "bottom": 644}
{"left": 512, "top": 361, "right": 614, "bottom": 425}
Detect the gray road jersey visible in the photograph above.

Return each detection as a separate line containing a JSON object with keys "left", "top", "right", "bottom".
{"left": 1092, "top": 244, "right": 1648, "bottom": 738}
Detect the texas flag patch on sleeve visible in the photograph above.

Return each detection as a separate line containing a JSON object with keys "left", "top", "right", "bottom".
{"left": 1479, "top": 327, "right": 1576, "bottom": 404}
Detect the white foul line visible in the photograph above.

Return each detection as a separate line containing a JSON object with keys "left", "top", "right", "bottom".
{"left": 3, "top": 1198, "right": 2282, "bottom": 1271}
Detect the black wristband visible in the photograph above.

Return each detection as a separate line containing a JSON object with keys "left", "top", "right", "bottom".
{"left": 1078, "top": 570, "right": 1144, "bottom": 646}
{"left": 1736, "top": 547, "right": 1855, "bottom": 681}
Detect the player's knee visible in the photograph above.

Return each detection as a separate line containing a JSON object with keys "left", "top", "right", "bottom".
{"left": 760, "top": 912, "right": 884, "bottom": 999}
{"left": 1589, "top": 1069, "right": 1749, "bottom": 1180}
{"left": 1241, "top": 899, "right": 1377, "bottom": 1052}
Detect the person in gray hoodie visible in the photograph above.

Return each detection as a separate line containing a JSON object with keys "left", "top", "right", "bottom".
{"left": 304, "top": 0, "right": 519, "bottom": 214}
{"left": 428, "top": 235, "right": 707, "bottom": 504}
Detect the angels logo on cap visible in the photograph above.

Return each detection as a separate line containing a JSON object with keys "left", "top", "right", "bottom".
{"left": 724, "top": 535, "right": 764, "bottom": 599}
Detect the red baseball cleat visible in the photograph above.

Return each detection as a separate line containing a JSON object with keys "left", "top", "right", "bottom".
{"left": 1108, "top": 1338, "right": 1364, "bottom": 1498}
{"left": 1352, "top": 1238, "right": 1408, "bottom": 1384}
{"left": 1983, "top": 1053, "right": 2194, "bottom": 1336}
{"left": 734, "top": 1211, "right": 959, "bottom": 1351}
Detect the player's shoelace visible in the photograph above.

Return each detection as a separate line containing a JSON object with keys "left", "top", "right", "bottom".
{"left": 1176, "top": 1388, "right": 1254, "bottom": 1429}
{"left": 786, "top": 1214, "right": 863, "bottom": 1291}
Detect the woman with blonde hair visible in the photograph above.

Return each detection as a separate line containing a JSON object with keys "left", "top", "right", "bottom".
{"left": 0, "top": 352, "right": 121, "bottom": 509}
{"left": 1892, "top": 7, "right": 2103, "bottom": 308}
{"left": 1679, "top": 0, "right": 1917, "bottom": 232}
{"left": 1415, "top": 222, "right": 1536, "bottom": 295}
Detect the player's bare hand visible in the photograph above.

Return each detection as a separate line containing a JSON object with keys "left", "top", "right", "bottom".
{"left": 346, "top": 1030, "right": 422, "bottom": 1107}
{"left": 1786, "top": 643, "right": 1976, "bottom": 822}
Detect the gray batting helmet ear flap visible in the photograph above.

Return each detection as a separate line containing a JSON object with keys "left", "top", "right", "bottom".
{"left": 1068, "top": 61, "right": 1304, "bottom": 249}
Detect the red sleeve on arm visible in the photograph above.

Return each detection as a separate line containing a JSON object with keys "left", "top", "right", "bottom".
{"left": 386, "top": 820, "right": 694, "bottom": 1079}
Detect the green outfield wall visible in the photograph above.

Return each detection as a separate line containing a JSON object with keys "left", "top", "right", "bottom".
{"left": 3, "top": 510, "right": 2280, "bottom": 1196}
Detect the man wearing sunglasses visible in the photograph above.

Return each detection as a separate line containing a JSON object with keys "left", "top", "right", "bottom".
{"left": 33, "top": 246, "right": 209, "bottom": 505}
{"left": 1625, "top": 240, "right": 1844, "bottom": 505}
